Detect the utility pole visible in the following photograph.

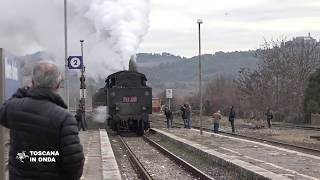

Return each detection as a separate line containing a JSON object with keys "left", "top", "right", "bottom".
{"left": 197, "top": 19, "right": 203, "bottom": 135}
{"left": 64, "top": 0, "right": 69, "bottom": 110}
{"left": 0, "top": 48, "right": 5, "bottom": 180}
{"left": 80, "top": 40, "right": 86, "bottom": 126}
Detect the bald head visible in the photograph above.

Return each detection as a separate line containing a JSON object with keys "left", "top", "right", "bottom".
{"left": 32, "top": 61, "right": 62, "bottom": 90}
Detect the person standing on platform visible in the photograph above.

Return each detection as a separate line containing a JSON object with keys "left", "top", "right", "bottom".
{"left": 164, "top": 106, "right": 173, "bottom": 128}
{"left": 185, "top": 104, "right": 192, "bottom": 129}
{"left": 229, "top": 105, "right": 236, "bottom": 133}
{"left": 180, "top": 105, "right": 187, "bottom": 128}
{"left": 212, "top": 110, "right": 222, "bottom": 133}
{"left": 75, "top": 103, "right": 86, "bottom": 131}
{"left": 0, "top": 61, "right": 84, "bottom": 180}
{"left": 266, "top": 108, "right": 273, "bottom": 128}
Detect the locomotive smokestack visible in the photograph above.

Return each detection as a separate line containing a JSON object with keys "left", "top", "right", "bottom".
{"left": 128, "top": 55, "right": 138, "bottom": 72}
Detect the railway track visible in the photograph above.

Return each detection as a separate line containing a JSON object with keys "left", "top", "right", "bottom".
{"left": 118, "top": 135, "right": 213, "bottom": 180}
{"left": 272, "top": 123, "right": 320, "bottom": 131}
{"left": 118, "top": 136, "right": 152, "bottom": 180}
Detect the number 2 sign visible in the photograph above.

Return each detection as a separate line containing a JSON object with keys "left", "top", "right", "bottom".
{"left": 67, "top": 56, "right": 83, "bottom": 69}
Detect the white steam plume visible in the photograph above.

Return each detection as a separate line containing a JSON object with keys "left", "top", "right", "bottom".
{"left": 93, "top": 106, "right": 107, "bottom": 123}
{"left": 0, "top": 0, "right": 150, "bottom": 79}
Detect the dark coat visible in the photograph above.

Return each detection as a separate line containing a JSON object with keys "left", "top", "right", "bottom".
{"left": 266, "top": 111, "right": 273, "bottom": 120}
{"left": 180, "top": 105, "right": 191, "bottom": 119}
{"left": 0, "top": 87, "right": 84, "bottom": 180}
{"left": 75, "top": 108, "right": 82, "bottom": 123}
{"left": 185, "top": 106, "right": 191, "bottom": 119}
{"left": 164, "top": 109, "right": 173, "bottom": 119}
{"left": 180, "top": 106, "right": 186, "bottom": 119}
{"left": 229, "top": 109, "right": 236, "bottom": 121}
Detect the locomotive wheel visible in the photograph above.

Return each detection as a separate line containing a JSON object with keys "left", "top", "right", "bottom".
{"left": 116, "top": 122, "right": 120, "bottom": 135}
{"left": 107, "top": 117, "right": 111, "bottom": 127}
{"left": 112, "top": 120, "right": 116, "bottom": 131}
{"left": 143, "top": 114, "right": 150, "bottom": 130}
{"left": 137, "top": 120, "right": 144, "bottom": 136}
{"left": 106, "top": 118, "right": 111, "bottom": 129}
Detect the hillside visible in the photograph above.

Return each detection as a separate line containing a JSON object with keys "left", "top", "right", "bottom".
{"left": 137, "top": 51, "right": 258, "bottom": 95}
{"left": 16, "top": 50, "right": 258, "bottom": 100}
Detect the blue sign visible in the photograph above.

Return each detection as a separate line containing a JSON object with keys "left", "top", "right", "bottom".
{"left": 67, "top": 56, "right": 83, "bottom": 69}
{"left": 4, "top": 50, "right": 21, "bottom": 100}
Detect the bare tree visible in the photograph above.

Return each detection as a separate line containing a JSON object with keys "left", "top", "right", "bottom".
{"left": 236, "top": 36, "right": 320, "bottom": 123}
{"left": 201, "top": 74, "right": 239, "bottom": 115}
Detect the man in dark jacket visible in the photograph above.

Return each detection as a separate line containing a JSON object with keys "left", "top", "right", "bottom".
{"left": 229, "top": 105, "right": 236, "bottom": 133}
{"left": 266, "top": 109, "right": 273, "bottom": 128}
{"left": 185, "top": 104, "right": 192, "bottom": 129}
{"left": 180, "top": 105, "right": 187, "bottom": 128}
{"left": 164, "top": 107, "right": 173, "bottom": 128}
{"left": 0, "top": 61, "right": 84, "bottom": 180}
{"left": 75, "top": 104, "right": 86, "bottom": 131}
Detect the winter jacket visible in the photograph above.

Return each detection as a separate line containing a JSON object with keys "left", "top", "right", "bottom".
{"left": 164, "top": 109, "right": 173, "bottom": 119}
{"left": 212, "top": 112, "right": 222, "bottom": 124}
{"left": 266, "top": 111, "right": 273, "bottom": 120}
{"left": 180, "top": 106, "right": 186, "bottom": 119}
{"left": 185, "top": 106, "right": 191, "bottom": 119}
{"left": 229, "top": 109, "right": 235, "bottom": 121}
{"left": 0, "top": 87, "right": 84, "bottom": 180}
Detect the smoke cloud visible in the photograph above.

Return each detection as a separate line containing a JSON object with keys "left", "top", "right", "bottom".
{"left": 93, "top": 106, "right": 108, "bottom": 123}
{"left": 0, "top": 0, "right": 150, "bottom": 79}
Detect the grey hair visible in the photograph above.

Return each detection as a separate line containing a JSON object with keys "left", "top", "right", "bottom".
{"left": 32, "top": 61, "right": 62, "bottom": 89}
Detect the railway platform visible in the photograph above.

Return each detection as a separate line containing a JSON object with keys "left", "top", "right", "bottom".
{"left": 152, "top": 128, "right": 320, "bottom": 180}
{"left": 2, "top": 129, "right": 121, "bottom": 180}
{"left": 79, "top": 129, "right": 121, "bottom": 180}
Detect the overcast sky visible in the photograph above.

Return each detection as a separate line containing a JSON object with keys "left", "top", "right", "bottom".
{"left": 140, "top": 0, "right": 320, "bottom": 57}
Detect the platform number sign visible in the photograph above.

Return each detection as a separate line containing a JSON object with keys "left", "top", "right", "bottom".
{"left": 67, "top": 56, "right": 83, "bottom": 69}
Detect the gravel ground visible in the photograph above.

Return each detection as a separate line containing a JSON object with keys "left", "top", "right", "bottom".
{"left": 151, "top": 113, "right": 320, "bottom": 150}
{"left": 107, "top": 130, "right": 140, "bottom": 180}
{"left": 146, "top": 133, "right": 238, "bottom": 180}
{"left": 124, "top": 136, "right": 197, "bottom": 180}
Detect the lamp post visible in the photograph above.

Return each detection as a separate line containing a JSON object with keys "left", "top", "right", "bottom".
{"left": 197, "top": 19, "right": 203, "bottom": 135}
{"left": 64, "top": 0, "right": 69, "bottom": 110}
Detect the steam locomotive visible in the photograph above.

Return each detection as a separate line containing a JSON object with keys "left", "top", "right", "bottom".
{"left": 105, "top": 69, "right": 152, "bottom": 135}
{"left": 93, "top": 57, "right": 152, "bottom": 135}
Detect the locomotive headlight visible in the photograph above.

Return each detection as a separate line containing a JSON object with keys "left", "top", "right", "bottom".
{"left": 111, "top": 91, "right": 115, "bottom": 97}
{"left": 142, "top": 106, "right": 147, "bottom": 110}
{"left": 145, "top": 91, "right": 149, "bottom": 96}
{"left": 115, "top": 106, "right": 120, "bottom": 111}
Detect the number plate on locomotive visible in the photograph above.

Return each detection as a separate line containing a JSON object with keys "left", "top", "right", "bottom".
{"left": 122, "top": 96, "right": 137, "bottom": 103}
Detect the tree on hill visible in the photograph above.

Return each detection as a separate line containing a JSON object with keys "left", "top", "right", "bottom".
{"left": 236, "top": 37, "right": 320, "bottom": 123}
{"left": 304, "top": 68, "right": 320, "bottom": 122}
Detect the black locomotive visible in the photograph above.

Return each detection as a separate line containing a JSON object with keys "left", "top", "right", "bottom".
{"left": 92, "top": 88, "right": 106, "bottom": 108}
{"left": 104, "top": 62, "right": 152, "bottom": 135}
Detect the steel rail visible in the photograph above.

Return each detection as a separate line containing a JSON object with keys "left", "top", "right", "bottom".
{"left": 118, "top": 136, "right": 153, "bottom": 180}
{"left": 143, "top": 134, "right": 214, "bottom": 180}
{"left": 272, "top": 123, "right": 320, "bottom": 131}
